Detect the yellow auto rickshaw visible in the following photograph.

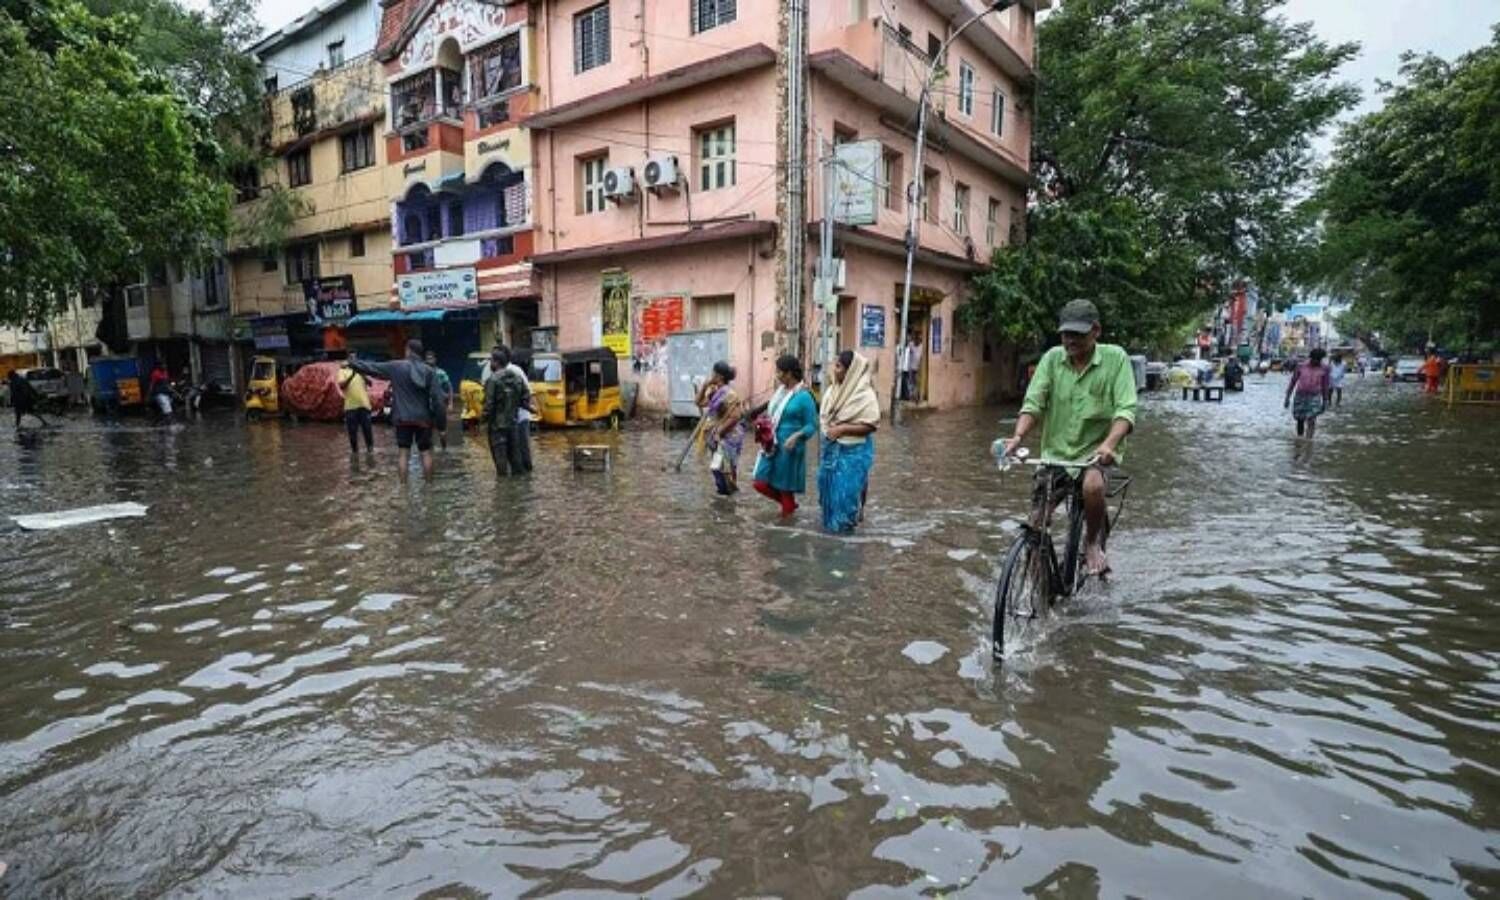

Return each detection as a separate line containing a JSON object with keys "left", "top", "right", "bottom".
{"left": 244, "top": 355, "right": 280, "bottom": 418}
{"left": 530, "top": 347, "right": 622, "bottom": 428}
{"left": 459, "top": 351, "right": 488, "bottom": 427}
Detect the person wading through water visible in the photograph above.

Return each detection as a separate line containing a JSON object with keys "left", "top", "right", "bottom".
{"left": 482, "top": 346, "right": 530, "bottom": 477}
{"left": 350, "top": 340, "right": 440, "bottom": 481}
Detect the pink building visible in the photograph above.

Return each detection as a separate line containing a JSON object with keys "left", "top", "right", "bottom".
{"left": 378, "top": 0, "right": 1043, "bottom": 411}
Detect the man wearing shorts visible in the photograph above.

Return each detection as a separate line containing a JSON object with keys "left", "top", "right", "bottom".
{"left": 1000, "top": 300, "right": 1138, "bottom": 576}
{"left": 351, "top": 340, "right": 439, "bottom": 480}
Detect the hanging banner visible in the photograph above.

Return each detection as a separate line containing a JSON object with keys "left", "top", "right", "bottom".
{"left": 832, "top": 140, "right": 881, "bottom": 226}
{"left": 302, "top": 275, "right": 358, "bottom": 324}
{"left": 860, "top": 304, "right": 886, "bottom": 348}
{"left": 601, "top": 270, "right": 631, "bottom": 358}
{"left": 398, "top": 268, "right": 478, "bottom": 310}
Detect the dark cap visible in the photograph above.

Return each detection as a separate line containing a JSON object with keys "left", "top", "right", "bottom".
{"left": 1058, "top": 299, "right": 1100, "bottom": 334}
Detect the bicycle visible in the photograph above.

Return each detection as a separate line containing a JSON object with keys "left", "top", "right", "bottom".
{"left": 990, "top": 447, "right": 1131, "bottom": 660}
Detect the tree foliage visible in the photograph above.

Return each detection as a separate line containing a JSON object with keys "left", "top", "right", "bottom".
{"left": 1312, "top": 27, "right": 1500, "bottom": 350}
{"left": 960, "top": 0, "right": 1358, "bottom": 350}
{"left": 0, "top": 0, "right": 254, "bottom": 325}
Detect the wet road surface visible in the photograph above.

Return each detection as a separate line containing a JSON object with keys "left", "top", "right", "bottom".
{"left": 1, "top": 374, "right": 1497, "bottom": 897}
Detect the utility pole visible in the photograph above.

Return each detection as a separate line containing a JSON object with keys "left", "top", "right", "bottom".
{"left": 891, "top": 0, "right": 1017, "bottom": 423}
{"left": 816, "top": 133, "right": 836, "bottom": 387}
{"left": 778, "top": 0, "right": 808, "bottom": 360}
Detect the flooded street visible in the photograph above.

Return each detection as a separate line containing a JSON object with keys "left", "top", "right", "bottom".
{"left": 1, "top": 375, "right": 1497, "bottom": 897}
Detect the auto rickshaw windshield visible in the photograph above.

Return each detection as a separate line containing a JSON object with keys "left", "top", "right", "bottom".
{"left": 532, "top": 357, "right": 562, "bottom": 382}
{"left": 251, "top": 361, "right": 274, "bottom": 381}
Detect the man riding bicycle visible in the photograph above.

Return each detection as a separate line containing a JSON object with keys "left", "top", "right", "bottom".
{"left": 1000, "top": 299, "right": 1138, "bottom": 577}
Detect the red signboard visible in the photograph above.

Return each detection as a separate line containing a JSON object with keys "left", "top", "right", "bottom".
{"left": 638, "top": 296, "right": 686, "bottom": 344}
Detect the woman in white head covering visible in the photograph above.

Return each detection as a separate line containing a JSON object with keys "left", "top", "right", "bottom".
{"left": 817, "top": 350, "right": 880, "bottom": 532}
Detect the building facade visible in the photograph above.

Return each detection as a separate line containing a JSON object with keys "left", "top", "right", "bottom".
{"left": 526, "top": 0, "right": 1043, "bottom": 413}
{"left": 370, "top": 0, "right": 541, "bottom": 380}
{"left": 229, "top": 0, "right": 391, "bottom": 377}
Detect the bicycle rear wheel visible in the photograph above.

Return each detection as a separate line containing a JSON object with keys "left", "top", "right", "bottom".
{"left": 993, "top": 532, "right": 1052, "bottom": 659}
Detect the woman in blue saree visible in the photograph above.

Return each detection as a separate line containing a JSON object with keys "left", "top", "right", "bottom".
{"left": 817, "top": 351, "right": 879, "bottom": 533}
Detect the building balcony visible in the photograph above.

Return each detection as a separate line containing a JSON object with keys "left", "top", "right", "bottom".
{"left": 394, "top": 225, "right": 534, "bottom": 275}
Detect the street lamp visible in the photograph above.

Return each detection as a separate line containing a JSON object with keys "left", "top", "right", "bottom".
{"left": 891, "top": 0, "right": 1018, "bottom": 422}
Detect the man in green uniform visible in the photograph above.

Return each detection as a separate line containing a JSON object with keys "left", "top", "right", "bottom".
{"left": 1001, "top": 299, "right": 1138, "bottom": 575}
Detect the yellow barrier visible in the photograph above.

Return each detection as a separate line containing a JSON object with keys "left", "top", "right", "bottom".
{"left": 1445, "top": 364, "right": 1500, "bottom": 406}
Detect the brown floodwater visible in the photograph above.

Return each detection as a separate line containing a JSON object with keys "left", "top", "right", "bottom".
{"left": 0, "top": 374, "right": 1496, "bottom": 897}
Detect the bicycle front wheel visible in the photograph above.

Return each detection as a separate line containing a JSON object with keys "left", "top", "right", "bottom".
{"left": 993, "top": 533, "right": 1052, "bottom": 659}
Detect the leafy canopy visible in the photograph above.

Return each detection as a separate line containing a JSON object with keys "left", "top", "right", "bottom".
{"left": 960, "top": 0, "right": 1358, "bottom": 350}
{"left": 1313, "top": 27, "right": 1500, "bottom": 351}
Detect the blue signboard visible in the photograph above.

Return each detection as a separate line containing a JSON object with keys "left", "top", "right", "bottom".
{"left": 931, "top": 316, "right": 943, "bottom": 355}
{"left": 860, "top": 304, "right": 886, "bottom": 348}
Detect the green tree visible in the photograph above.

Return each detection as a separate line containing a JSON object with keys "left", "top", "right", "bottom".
{"left": 960, "top": 0, "right": 1358, "bottom": 351}
{"left": 0, "top": 0, "right": 234, "bottom": 324}
{"left": 1313, "top": 28, "right": 1500, "bottom": 350}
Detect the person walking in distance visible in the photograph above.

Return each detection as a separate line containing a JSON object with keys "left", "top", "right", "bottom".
{"left": 695, "top": 360, "right": 746, "bottom": 496}
{"left": 1284, "top": 347, "right": 1332, "bottom": 440}
{"left": 1000, "top": 300, "right": 1138, "bottom": 577}
{"left": 351, "top": 340, "right": 439, "bottom": 481}
{"left": 1328, "top": 353, "right": 1347, "bottom": 407}
{"left": 1421, "top": 348, "right": 1443, "bottom": 394}
{"left": 424, "top": 350, "right": 452, "bottom": 450}
{"left": 338, "top": 351, "right": 374, "bottom": 453}
{"left": 900, "top": 330, "right": 923, "bottom": 402}
{"left": 505, "top": 347, "right": 537, "bottom": 473}
{"left": 482, "top": 346, "right": 530, "bottom": 477}
{"left": 817, "top": 350, "right": 880, "bottom": 532}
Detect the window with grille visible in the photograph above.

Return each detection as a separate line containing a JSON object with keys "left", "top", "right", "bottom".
{"left": 350, "top": 233, "right": 366, "bottom": 257}
{"left": 260, "top": 252, "right": 278, "bottom": 273}
{"left": 922, "top": 168, "right": 938, "bottom": 223}
{"left": 291, "top": 87, "right": 316, "bottom": 136}
{"left": 986, "top": 198, "right": 1000, "bottom": 245}
{"left": 697, "top": 123, "right": 736, "bottom": 191}
{"left": 393, "top": 70, "right": 436, "bottom": 128}
{"left": 580, "top": 155, "right": 608, "bottom": 214}
{"left": 471, "top": 32, "right": 523, "bottom": 103}
{"left": 953, "top": 182, "right": 969, "bottom": 235}
{"left": 327, "top": 40, "right": 344, "bottom": 69}
{"left": 691, "top": 0, "right": 735, "bottom": 34}
{"left": 958, "top": 62, "right": 975, "bottom": 116}
{"left": 340, "top": 126, "right": 374, "bottom": 173}
{"left": 287, "top": 147, "right": 311, "bottom": 187}
{"left": 284, "top": 243, "right": 319, "bottom": 285}
{"left": 881, "top": 149, "right": 901, "bottom": 212}
{"left": 574, "top": 4, "right": 610, "bottom": 74}
{"left": 991, "top": 88, "right": 1005, "bottom": 136}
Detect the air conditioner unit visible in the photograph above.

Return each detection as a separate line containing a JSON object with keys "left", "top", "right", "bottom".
{"left": 641, "top": 154, "right": 680, "bottom": 192}
{"left": 830, "top": 258, "right": 847, "bottom": 291}
{"left": 602, "top": 166, "right": 636, "bottom": 201}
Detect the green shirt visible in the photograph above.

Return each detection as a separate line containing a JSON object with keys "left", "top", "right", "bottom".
{"left": 1020, "top": 343, "right": 1138, "bottom": 463}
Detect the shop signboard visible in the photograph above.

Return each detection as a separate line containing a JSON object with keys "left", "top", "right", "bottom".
{"left": 832, "top": 140, "right": 881, "bottom": 226}
{"left": 860, "top": 304, "right": 886, "bottom": 348}
{"left": 251, "top": 318, "right": 290, "bottom": 350}
{"left": 397, "top": 268, "right": 478, "bottom": 310}
{"left": 302, "top": 275, "right": 358, "bottom": 324}
{"left": 931, "top": 316, "right": 942, "bottom": 355}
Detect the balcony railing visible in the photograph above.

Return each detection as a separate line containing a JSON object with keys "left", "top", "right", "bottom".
{"left": 881, "top": 23, "right": 932, "bottom": 100}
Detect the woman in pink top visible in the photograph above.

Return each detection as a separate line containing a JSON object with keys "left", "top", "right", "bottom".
{"left": 1284, "top": 347, "right": 1333, "bottom": 440}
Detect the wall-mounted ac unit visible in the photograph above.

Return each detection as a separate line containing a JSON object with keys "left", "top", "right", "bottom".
{"left": 603, "top": 166, "right": 637, "bottom": 201}
{"left": 642, "top": 155, "right": 680, "bottom": 192}
{"left": 830, "top": 258, "right": 847, "bottom": 291}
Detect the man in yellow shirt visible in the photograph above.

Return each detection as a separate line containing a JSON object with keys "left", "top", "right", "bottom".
{"left": 339, "top": 351, "right": 374, "bottom": 453}
{"left": 1001, "top": 300, "right": 1138, "bottom": 575}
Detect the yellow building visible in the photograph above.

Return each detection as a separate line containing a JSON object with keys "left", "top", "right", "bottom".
{"left": 229, "top": 0, "right": 393, "bottom": 366}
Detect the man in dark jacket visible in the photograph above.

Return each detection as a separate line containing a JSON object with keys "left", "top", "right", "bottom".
{"left": 351, "top": 340, "right": 439, "bottom": 480}
{"left": 8, "top": 370, "right": 42, "bottom": 429}
{"left": 481, "top": 346, "right": 530, "bottom": 477}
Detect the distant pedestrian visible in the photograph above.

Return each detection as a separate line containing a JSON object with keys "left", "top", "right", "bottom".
{"left": 695, "top": 360, "right": 745, "bottom": 496}
{"left": 1329, "top": 354, "right": 1347, "bottom": 406}
{"left": 818, "top": 350, "right": 880, "bottom": 533}
{"left": 505, "top": 347, "right": 537, "bottom": 473}
{"left": 148, "top": 361, "right": 173, "bottom": 420}
{"left": 8, "top": 370, "right": 43, "bottom": 429}
{"left": 424, "top": 351, "right": 452, "bottom": 449}
{"left": 1421, "top": 350, "right": 1442, "bottom": 394}
{"left": 751, "top": 355, "right": 817, "bottom": 518}
{"left": 1284, "top": 347, "right": 1332, "bottom": 440}
{"left": 338, "top": 351, "right": 374, "bottom": 453}
{"left": 481, "top": 346, "right": 530, "bottom": 477}
{"left": 899, "top": 331, "right": 923, "bottom": 401}
{"left": 351, "top": 340, "right": 439, "bottom": 480}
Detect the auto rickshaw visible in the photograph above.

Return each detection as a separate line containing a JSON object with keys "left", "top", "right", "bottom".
{"left": 244, "top": 355, "right": 280, "bottom": 418}
{"left": 459, "top": 351, "right": 488, "bottom": 427}
{"left": 531, "top": 347, "right": 623, "bottom": 428}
